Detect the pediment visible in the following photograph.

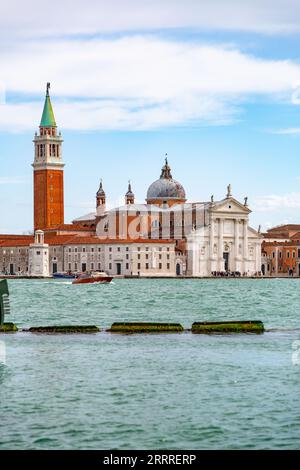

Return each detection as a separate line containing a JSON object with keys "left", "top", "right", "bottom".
{"left": 211, "top": 197, "right": 251, "bottom": 214}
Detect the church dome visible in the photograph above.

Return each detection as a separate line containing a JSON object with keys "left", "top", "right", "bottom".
{"left": 96, "top": 180, "right": 105, "bottom": 197}
{"left": 146, "top": 159, "right": 186, "bottom": 201}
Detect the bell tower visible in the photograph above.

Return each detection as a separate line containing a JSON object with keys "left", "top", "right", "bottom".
{"left": 33, "top": 83, "right": 64, "bottom": 230}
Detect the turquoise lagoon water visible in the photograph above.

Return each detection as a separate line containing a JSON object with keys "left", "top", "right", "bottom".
{"left": 0, "top": 278, "right": 300, "bottom": 449}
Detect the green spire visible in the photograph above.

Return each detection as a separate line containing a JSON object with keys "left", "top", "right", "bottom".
{"left": 40, "top": 82, "right": 56, "bottom": 127}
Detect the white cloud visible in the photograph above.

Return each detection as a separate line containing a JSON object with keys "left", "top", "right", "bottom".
{"left": 272, "top": 127, "right": 300, "bottom": 135}
{"left": 254, "top": 193, "right": 300, "bottom": 211}
{"left": 1, "top": 37, "right": 300, "bottom": 131}
{"left": 1, "top": 0, "right": 300, "bottom": 38}
{"left": 0, "top": 176, "right": 28, "bottom": 184}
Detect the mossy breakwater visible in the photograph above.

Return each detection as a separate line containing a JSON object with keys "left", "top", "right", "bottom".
{"left": 1, "top": 321, "right": 266, "bottom": 334}
{"left": 191, "top": 321, "right": 264, "bottom": 334}
{"left": 0, "top": 322, "right": 18, "bottom": 333}
{"left": 109, "top": 322, "right": 184, "bottom": 333}
{"left": 26, "top": 325, "right": 100, "bottom": 334}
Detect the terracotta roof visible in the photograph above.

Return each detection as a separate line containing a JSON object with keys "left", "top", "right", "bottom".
{"left": 0, "top": 234, "right": 174, "bottom": 247}
{"left": 262, "top": 232, "right": 290, "bottom": 239}
{"left": 290, "top": 232, "right": 300, "bottom": 240}
{"left": 0, "top": 237, "right": 34, "bottom": 247}
{"left": 262, "top": 240, "right": 298, "bottom": 247}
{"left": 44, "top": 224, "right": 95, "bottom": 232}
{"left": 0, "top": 234, "right": 33, "bottom": 239}
{"left": 267, "top": 224, "right": 300, "bottom": 232}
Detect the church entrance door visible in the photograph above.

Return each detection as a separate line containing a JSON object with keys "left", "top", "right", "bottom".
{"left": 52, "top": 263, "right": 57, "bottom": 274}
{"left": 223, "top": 252, "right": 229, "bottom": 272}
{"left": 116, "top": 263, "right": 122, "bottom": 275}
{"left": 176, "top": 263, "right": 181, "bottom": 276}
{"left": 9, "top": 264, "right": 14, "bottom": 275}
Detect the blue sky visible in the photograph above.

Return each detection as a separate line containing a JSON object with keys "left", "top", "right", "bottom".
{"left": 1, "top": 0, "right": 300, "bottom": 233}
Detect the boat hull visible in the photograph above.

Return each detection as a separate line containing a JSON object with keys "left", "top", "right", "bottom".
{"left": 72, "top": 276, "right": 113, "bottom": 285}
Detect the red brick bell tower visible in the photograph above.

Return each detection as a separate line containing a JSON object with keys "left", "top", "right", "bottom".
{"left": 33, "top": 83, "right": 64, "bottom": 230}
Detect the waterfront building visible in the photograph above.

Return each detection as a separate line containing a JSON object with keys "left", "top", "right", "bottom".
{"left": 262, "top": 226, "right": 300, "bottom": 276}
{"left": 0, "top": 85, "right": 263, "bottom": 277}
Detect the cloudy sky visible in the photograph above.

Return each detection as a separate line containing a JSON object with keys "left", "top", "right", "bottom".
{"left": 1, "top": 0, "right": 300, "bottom": 232}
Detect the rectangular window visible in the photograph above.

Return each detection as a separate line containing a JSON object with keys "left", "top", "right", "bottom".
{"left": 126, "top": 263, "right": 129, "bottom": 269}
{"left": 146, "top": 263, "right": 149, "bottom": 269}
{"left": 109, "top": 263, "right": 112, "bottom": 270}
{"left": 36, "top": 251, "right": 40, "bottom": 255}
{"left": 293, "top": 251, "right": 296, "bottom": 258}
{"left": 126, "top": 254, "right": 129, "bottom": 259}
{"left": 91, "top": 248, "right": 94, "bottom": 252}
{"left": 138, "top": 247, "right": 141, "bottom": 251}
{"left": 159, "top": 254, "right": 162, "bottom": 260}
{"left": 69, "top": 248, "right": 71, "bottom": 252}
{"left": 109, "top": 247, "right": 112, "bottom": 252}
{"left": 75, "top": 248, "right": 78, "bottom": 253}
{"left": 91, "top": 263, "right": 94, "bottom": 270}
{"left": 167, "top": 254, "right": 170, "bottom": 260}
{"left": 138, "top": 263, "right": 141, "bottom": 269}
{"left": 75, "top": 263, "right": 77, "bottom": 271}
{"left": 146, "top": 254, "right": 149, "bottom": 259}
{"left": 98, "top": 263, "right": 101, "bottom": 270}
{"left": 167, "top": 247, "right": 170, "bottom": 252}
{"left": 126, "top": 247, "right": 129, "bottom": 251}
{"left": 117, "top": 247, "right": 121, "bottom": 252}
{"left": 82, "top": 247, "right": 86, "bottom": 252}
{"left": 159, "top": 263, "right": 162, "bottom": 269}
{"left": 68, "top": 263, "right": 71, "bottom": 270}
{"left": 138, "top": 254, "right": 141, "bottom": 260}
{"left": 167, "top": 263, "right": 170, "bottom": 269}
{"left": 98, "top": 247, "right": 101, "bottom": 252}
{"left": 287, "top": 252, "right": 290, "bottom": 258}
{"left": 145, "top": 247, "right": 149, "bottom": 251}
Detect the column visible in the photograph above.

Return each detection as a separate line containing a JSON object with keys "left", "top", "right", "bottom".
{"left": 234, "top": 219, "right": 239, "bottom": 256}
{"left": 210, "top": 217, "right": 215, "bottom": 259}
{"left": 218, "top": 218, "right": 224, "bottom": 271}
{"left": 243, "top": 219, "right": 248, "bottom": 274}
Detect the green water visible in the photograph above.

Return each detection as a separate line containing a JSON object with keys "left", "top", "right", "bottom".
{"left": 0, "top": 278, "right": 300, "bottom": 449}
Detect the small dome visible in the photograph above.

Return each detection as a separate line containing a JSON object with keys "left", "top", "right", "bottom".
{"left": 125, "top": 182, "right": 134, "bottom": 197}
{"left": 97, "top": 180, "right": 105, "bottom": 197}
{"left": 146, "top": 159, "right": 186, "bottom": 201}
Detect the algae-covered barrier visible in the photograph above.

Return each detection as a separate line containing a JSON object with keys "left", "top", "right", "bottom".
{"left": 0, "top": 322, "right": 18, "bottom": 333}
{"left": 109, "top": 322, "right": 184, "bottom": 333}
{"left": 191, "top": 321, "right": 264, "bottom": 334}
{"left": 27, "top": 325, "right": 100, "bottom": 333}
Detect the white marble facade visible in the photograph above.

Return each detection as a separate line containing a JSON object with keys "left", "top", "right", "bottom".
{"left": 186, "top": 196, "right": 262, "bottom": 277}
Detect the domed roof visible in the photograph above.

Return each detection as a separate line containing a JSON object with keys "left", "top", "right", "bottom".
{"left": 125, "top": 181, "right": 134, "bottom": 197}
{"left": 146, "top": 159, "right": 186, "bottom": 201}
{"left": 97, "top": 180, "right": 105, "bottom": 197}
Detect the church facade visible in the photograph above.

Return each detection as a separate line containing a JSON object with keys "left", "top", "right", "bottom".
{"left": 0, "top": 85, "right": 263, "bottom": 277}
